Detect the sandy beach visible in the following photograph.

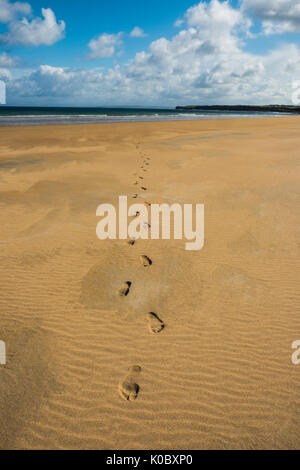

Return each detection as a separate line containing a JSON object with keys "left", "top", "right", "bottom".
{"left": 0, "top": 116, "right": 300, "bottom": 449}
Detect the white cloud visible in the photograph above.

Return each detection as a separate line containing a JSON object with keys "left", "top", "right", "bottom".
{"left": 6, "top": 0, "right": 300, "bottom": 106}
{"left": 0, "top": 7, "right": 65, "bottom": 45}
{"left": 130, "top": 26, "right": 146, "bottom": 38}
{"left": 174, "top": 19, "right": 184, "bottom": 28}
{"left": 0, "top": 68, "right": 12, "bottom": 81}
{"left": 88, "top": 32, "right": 123, "bottom": 58}
{"left": 0, "top": 52, "right": 18, "bottom": 66}
{"left": 0, "top": 0, "right": 31, "bottom": 23}
{"left": 242, "top": 0, "right": 300, "bottom": 34}
{"left": 175, "top": 0, "right": 250, "bottom": 53}
{"left": 185, "top": 0, "right": 242, "bottom": 29}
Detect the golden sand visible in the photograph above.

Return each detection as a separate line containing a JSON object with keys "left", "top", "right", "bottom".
{"left": 0, "top": 117, "right": 299, "bottom": 449}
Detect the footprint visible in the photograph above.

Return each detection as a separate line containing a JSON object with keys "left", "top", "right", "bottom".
{"left": 147, "top": 312, "right": 165, "bottom": 334}
{"left": 132, "top": 194, "right": 139, "bottom": 199}
{"left": 118, "top": 281, "right": 132, "bottom": 297}
{"left": 119, "top": 365, "right": 141, "bottom": 401}
{"left": 128, "top": 238, "right": 136, "bottom": 246}
{"left": 140, "top": 255, "right": 152, "bottom": 267}
{"left": 139, "top": 176, "right": 144, "bottom": 180}
{"left": 141, "top": 187, "right": 147, "bottom": 191}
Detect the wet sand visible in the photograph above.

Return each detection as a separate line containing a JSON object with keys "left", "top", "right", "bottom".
{"left": 0, "top": 117, "right": 299, "bottom": 449}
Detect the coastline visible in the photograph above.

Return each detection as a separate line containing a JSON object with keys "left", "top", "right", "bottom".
{"left": 0, "top": 107, "right": 296, "bottom": 126}
{"left": 0, "top": 113, "right": 297, "bottom": 131}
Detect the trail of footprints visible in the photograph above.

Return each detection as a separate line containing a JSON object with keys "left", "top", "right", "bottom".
{"left": 118, "top": 143, "right": 165, "bottom": 401}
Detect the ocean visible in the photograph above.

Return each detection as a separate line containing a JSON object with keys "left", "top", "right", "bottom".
{"left": 0, "top": 106, "right": 291, "bottom": 126}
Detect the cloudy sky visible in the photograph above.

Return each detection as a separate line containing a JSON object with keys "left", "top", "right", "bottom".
{"left": 1, "top": 0, "right": 300, "bottom": 106}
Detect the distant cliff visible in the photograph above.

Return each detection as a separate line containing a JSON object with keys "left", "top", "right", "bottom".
{"left": 175, "top": 105, "right": 300, "bottom": 114}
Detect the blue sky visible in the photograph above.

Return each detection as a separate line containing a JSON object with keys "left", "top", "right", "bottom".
{"left": 1, "top": 0, "right": 229, "bottom": 69}
{"left": 1, "top": 0, "right": 300, "bottom": 106}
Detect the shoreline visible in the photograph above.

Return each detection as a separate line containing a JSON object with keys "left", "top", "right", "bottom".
{"left": 0, "top": 113, "right": 296, "bottom": 127}
{"left": 0, "top": 113, "right": 297, "bottom": 130}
